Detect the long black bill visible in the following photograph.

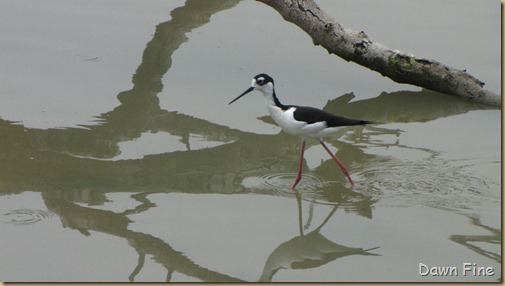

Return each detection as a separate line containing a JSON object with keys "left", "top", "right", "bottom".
{"left": 229, "top": 86, "right": 254, "bottom": 105}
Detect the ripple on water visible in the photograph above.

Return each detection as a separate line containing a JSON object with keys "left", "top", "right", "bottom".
{"left": 241, "top": 172, "right": 340, "bottom": 200}
{"left": 2, "top": 209, "right": 56, "bottom": 225}
{"left": 353, "top": 157, "right": 500, "bottom": 213}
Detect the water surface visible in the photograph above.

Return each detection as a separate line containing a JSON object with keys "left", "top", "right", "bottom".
{"left": 0, "top": 0, "right": 500, "bottom": 282}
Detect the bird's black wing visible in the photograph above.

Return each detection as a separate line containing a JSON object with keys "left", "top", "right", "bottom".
{"left": 293, "top": 106, "right": 373, "bottom": 127}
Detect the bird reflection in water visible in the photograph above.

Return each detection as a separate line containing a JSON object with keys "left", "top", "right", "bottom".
{"left": 258, "top": 191, "right": 379, "bottom": 282}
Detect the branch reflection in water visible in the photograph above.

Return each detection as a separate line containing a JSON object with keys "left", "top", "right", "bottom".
{"left": 0, "top": 0, "right": 498, "bottom": 282}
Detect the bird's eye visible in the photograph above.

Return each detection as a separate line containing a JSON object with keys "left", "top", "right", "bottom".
{"left": 256, "top": 78, "right": 265, "bottom": 85}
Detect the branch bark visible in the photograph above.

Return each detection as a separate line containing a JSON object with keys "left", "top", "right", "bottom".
{"left": 257, "top": 0, "right": 501, "bottom": 107}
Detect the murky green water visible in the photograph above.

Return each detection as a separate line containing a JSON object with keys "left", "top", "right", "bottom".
{"left": 0, "top": 0, "right": 500, "bottom": 282}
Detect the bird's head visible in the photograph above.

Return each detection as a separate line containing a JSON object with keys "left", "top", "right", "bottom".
{"left": 229, "top": 73, "right": 275, "bottom": 105}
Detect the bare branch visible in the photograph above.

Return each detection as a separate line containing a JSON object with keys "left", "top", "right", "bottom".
{"left": 257, "top": 0, "right": 501, "bottom": 107}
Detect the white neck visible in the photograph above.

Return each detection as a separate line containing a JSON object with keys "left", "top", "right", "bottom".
{"left": 257, "top": 82, "right": 284, "bottom": 109}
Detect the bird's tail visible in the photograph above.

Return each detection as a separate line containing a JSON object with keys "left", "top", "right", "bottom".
{"left": 360, "top": 120, "right": 380, "bottom": 125}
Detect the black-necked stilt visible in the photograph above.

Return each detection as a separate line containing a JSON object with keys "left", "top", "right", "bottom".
{"left": 229, "top": 73, "right": 374, "bottom": 189}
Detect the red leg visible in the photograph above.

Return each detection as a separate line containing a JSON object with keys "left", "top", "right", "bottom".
{"left": 320, "top": 140, "right": 354, "bottom": 186}
{"left": 291, "top": 140, "right": 306, "bottom": 190}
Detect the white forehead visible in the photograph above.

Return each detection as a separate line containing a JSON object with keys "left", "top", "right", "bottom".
{"left": 252, "top": 77, "right": 266, "bottom": 87}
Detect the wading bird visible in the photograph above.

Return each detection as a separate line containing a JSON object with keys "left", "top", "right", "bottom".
{"left": 229, "top": 73, "right": 373, "bottom": 189}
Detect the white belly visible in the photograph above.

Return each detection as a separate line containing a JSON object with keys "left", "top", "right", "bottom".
{"left": 267, "top": 105, "right": 342, "bottom": 139}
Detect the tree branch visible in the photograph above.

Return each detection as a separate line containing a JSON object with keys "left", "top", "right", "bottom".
{"left": 257, "top": 0, "right": 501, "bottom": 107}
